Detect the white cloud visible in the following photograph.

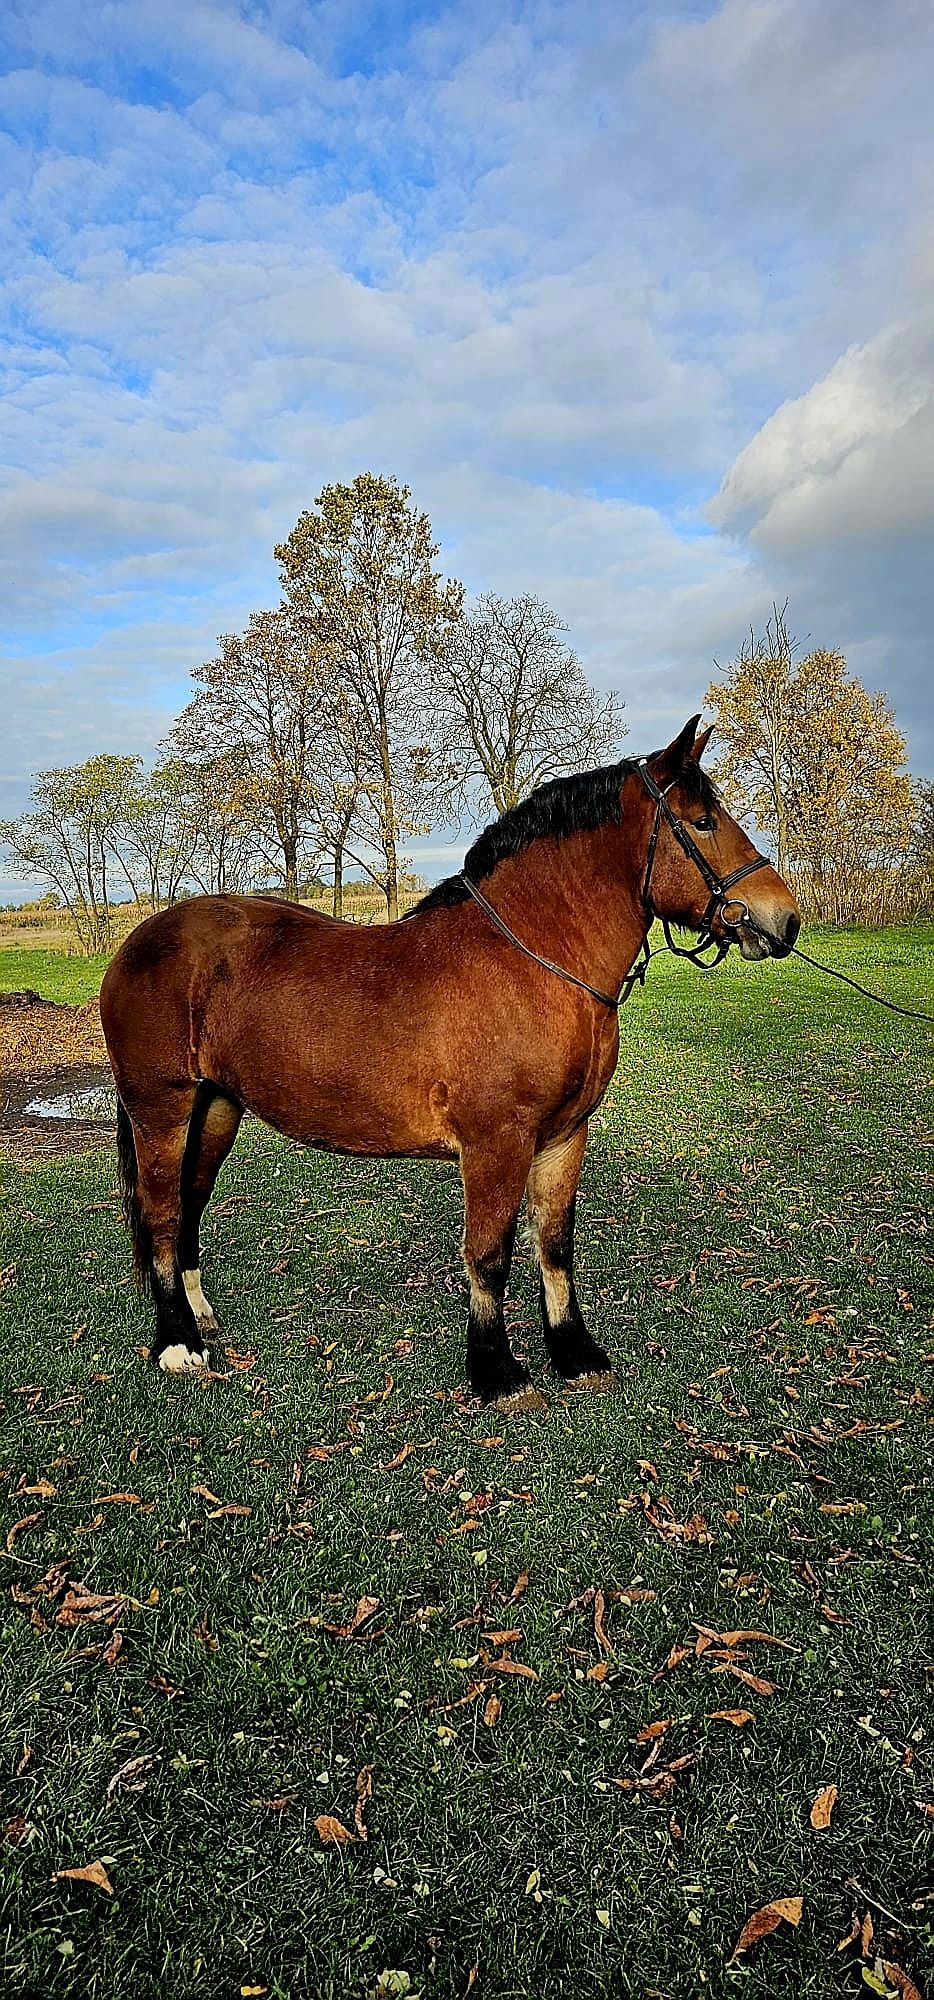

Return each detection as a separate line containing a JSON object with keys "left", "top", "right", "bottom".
{"left": 1, "top": 0, "right": 933, "bottom": 847}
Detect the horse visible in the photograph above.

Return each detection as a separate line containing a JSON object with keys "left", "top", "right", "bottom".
{"left": 99, "top": 716, "right": 800, "bottom": 1411}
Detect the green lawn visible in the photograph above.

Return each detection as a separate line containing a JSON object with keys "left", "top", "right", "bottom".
{"left": 0, "top": 946, "right": 111, "bottom": 1007}
{"left": 1, "top": 926, "right": 932, "bottom": 2000}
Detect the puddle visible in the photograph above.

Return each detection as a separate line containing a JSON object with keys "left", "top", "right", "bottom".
{"left": 24, "top": 1084, "right": 116, "bottom": 1123}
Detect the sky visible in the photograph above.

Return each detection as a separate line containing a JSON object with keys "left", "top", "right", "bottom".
{"left": 1, "top": 0, "right": 932, "bottom": 890}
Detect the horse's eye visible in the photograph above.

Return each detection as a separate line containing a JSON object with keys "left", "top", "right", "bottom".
{"left": 693, "top": 814, "right": 716, "bottom": 833}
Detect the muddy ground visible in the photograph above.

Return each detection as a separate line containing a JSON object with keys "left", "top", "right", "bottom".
{"left": 1, "top": 992, "right": 114, "bottom": 1162}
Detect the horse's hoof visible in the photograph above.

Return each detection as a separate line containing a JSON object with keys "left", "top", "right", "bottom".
{"left": 158, "top": 1342, "right": 210, "bottom": 1376}
{"left": 494, "top": 1384, "right": 549, "bottom": 1416}
{"left": 564, "top": 1369, "right": 619, "bottom": 1395}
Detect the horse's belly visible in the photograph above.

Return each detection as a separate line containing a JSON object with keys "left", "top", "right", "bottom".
{"left": 227, "top": 1058, "right": 457, "bottom": 1161}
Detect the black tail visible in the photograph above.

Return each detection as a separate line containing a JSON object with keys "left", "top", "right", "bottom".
{"left": 116, "top": 1098, "right": 151, "bottom": 1287}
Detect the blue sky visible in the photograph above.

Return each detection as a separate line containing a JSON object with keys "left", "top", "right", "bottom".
{"left": 1, "top": 0, "right": 932, "bottom": 887}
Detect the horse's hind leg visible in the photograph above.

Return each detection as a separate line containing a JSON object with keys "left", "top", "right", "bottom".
{"left": 131, "top": 1092, "right": 208, "bottom": 1374}
{"left": 527, "top": 1126, "right": 616, "bottom": 1390}
{"left": 460, "top": 1128, "right": 546, "bottom": 1414}
{"left": 178, "top": 1086, "right": 243, "bottom": 1338}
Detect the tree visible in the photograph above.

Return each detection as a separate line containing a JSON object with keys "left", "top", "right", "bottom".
{"left": 116, "top": 758, "right": 198, "bottom": 910}
{"left": 0, "top": 755, "right": 140, "bottom": 952}
{"left": 432, "top": 593, "right": 627, "bottom": 819}
{"left": 706, "top": 611, "right": 918, "bottom": 922}
{"left": 169, "top": 608, "right": 330, "bottom": 901}
{"left": 168, "top": 751, "right": 258, "bottom": 898}
{"left": 276, "top": 473, "right": 463, "bottom": 919}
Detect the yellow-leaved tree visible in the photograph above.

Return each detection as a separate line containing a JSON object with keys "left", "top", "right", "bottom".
{"left": 706, "top": 608, "right": 921, "bottom": 923}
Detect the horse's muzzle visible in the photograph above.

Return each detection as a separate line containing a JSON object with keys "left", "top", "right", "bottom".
{"left": 739, "top": 909, "right": 800, "bottom": 960}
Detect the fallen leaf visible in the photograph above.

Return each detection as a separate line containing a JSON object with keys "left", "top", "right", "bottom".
{"left": 314, "top": 1814, "right": 356, "bottom": 1845}
{"left": 483, "top": 1695, "right": 502, "bottom": 1727}
{"left": 586, "top": 1661, "right": 610, "bottom": 1682}
{"left": 96, "top": 1492, "right": 142, "bottom": 1506}
{"left": 731, "top": 1896, "right": 803, "bottom": 1959}
{"left": 52, "top": 1860, "right": 114, "bottom": 1896}
{"left": 324, "top": 1595, "right": 382, "bottom": 1640}
{"left": 708, "top": 1708, "right": 754, "bottom": 1727}
{"left": 725, "top": 1665, "right": 777, "bottom": 1697}
{"left": 634, "top": 1719, "right": 672, "bottom": 1742}
{"left": 6, "top": 1513, "right": 41, "bottom": 1552}
{"left": 382, "top": 1443, "right": 413, "bottom": 1471}
{"left": 810, "top": 1783, "right": 838, "bottom": 1829}
{"left": 593, "top": 1590, "right": 615, "bottom": 1656}
{"left": 354, "top": 1766, "right": 374, "bottom": 1841}
{"left": 508, "top": 1571, "right": 530, "bottom": 1602}
{"left": 106, "top": 1754, "right": 156, "bottom": 1798}
{"left": 880, "top": 1960, "right": 923, "bottom": 2000}
{"left": 483, "top": 1654, "right": 539, "bottom": 1680}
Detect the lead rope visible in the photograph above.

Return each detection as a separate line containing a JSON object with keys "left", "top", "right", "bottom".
{"left": 787, "top": 943, "right": 934, "bottom": 1025}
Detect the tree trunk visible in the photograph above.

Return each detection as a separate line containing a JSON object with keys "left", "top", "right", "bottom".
{"left": 283, "top": 838, "right": 299, "bottom": 902}
{"left": 332, "top": 843, "right": 343, "bottom": 919}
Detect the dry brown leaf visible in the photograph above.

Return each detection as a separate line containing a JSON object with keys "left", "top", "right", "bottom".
{"left": 861, "top": 1913, "right": 875, "bottom": 1957}
{"left": 484, "top": 1628, "right": 522, "bottom": 1647}
{"left": 483, "top": 1695, "right": 502, "bottom": 1727}
{"left": 586, "top": 1661, "right": 610, "bottom": 1682}
{"left": 726, "top": 1664, "right": 777, "bottom": 1696}
{"left": 836, "top": 1912, "right": 861, "bottom": 1953}
{"left": 593, "top": 1590, "right": 615, "bottom": 1656}
{"left": 634, "top": 1719, "right": 672, "bottom": 1742}
{"left": 52, "top": 1860, "right": 114, "bottom": 1895}
{"left": 315, "top": 1814, "right": 356, "bottom": 1845}
{"left": 6, "top": 1513, "right": 41, "bottom": 1552}
{"left": 708, "top": 1708, "right": 755, "bottom": 1727}
{"left": 97, "top": 1492, "right": 142, "bottom": 1506}
{"left": 731, "top": 1896, "right": 803, "bottom": 1959}
{"left": 382, "top": 1443, "right": 413, "bottom": 1471}
{"left": 509, "top": 1571, "right": 530, "bottom": 1602}
{"left": 880, "top": 1960, "right": 923, "bottom": 2000}
{"left": 354, "top": 1766, "right": 374, "bottom": 1842}
{"left": 809, "top": 1782, "right": 838, "bottom": 1829}
{"left": 483, "top": 1654, "right": 539, "bottom": 1680}
{"left": 715, "top": 1628, "right": 795, "bottom": 1650}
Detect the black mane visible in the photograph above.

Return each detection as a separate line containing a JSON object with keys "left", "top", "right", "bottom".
{"left": 412, "top": 753, "right": 719, "bottom": 912}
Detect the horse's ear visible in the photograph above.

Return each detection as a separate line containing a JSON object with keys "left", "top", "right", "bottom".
{"left": 690, "top": 723, "right": 714, "bottom": 762}
{"left": 652, "top": 715, "right": 702, "bottom": 783}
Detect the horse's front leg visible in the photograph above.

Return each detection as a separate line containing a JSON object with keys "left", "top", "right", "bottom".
{"left": 527, "top": 1125, "right": 616, "bottom": 1390}
{"left": 460, "top": 1128, "right": 546, "bottom": 1414}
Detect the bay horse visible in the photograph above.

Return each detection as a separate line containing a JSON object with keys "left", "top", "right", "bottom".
{"left": 99, "top": 716, "right": 799, "bottom": 1410}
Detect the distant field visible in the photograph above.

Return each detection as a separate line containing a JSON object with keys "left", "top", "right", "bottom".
{"left": 1, "top": 924, "right": 932, "bottom": 1999}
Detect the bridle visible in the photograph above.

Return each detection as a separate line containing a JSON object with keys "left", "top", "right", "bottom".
{"left": 636, "top": 758, "right": 772, "bottom": 970}
{"left": 459, "top": 758, "right": 773, "bottom": 1011}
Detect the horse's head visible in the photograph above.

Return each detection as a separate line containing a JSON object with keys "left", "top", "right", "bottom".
{"left": 634, "top": 715, "right": 800, "bottom": 961}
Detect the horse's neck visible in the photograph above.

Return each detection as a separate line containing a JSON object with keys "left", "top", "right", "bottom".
{"left": 480, "top": 825, "right": 648, "bottom": 996}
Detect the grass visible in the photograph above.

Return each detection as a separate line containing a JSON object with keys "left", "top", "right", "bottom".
{"left": 1, "top": 925, "right": 932, "bottom": 2000}
{"left": 0, "top": 947, "right": 110, "bottom": 1007}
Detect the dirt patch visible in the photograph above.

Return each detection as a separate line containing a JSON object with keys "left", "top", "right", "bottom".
{"left": 1, "top": 993, "right": 113, "bottom": 1163}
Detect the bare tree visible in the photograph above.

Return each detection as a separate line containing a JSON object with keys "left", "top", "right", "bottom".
{"left": 1, "top": 756, "right": 139, "bottom": 953}
{"left": 168, "top": 608, "right": 330, "bottom": 901}
{"left": 116, "top": 759, "right": 198, "bottom": 910}
{"left": 431, "top": 593, "right": 627, "bottom": 820}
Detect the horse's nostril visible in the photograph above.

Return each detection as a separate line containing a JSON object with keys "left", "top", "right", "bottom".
{"left": 784, "top": 912, "right": 801, "bottom": 948}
